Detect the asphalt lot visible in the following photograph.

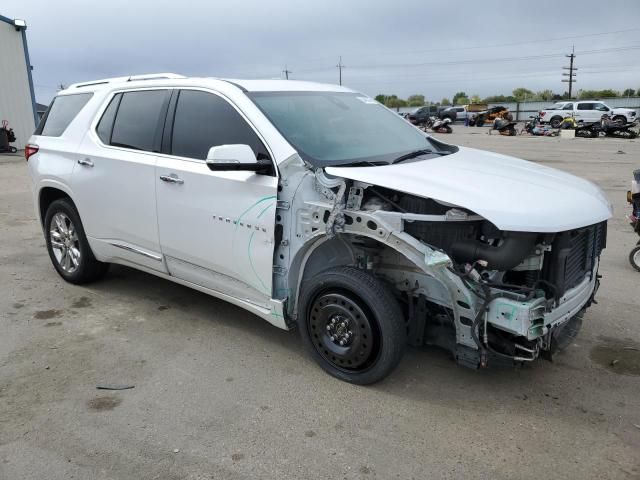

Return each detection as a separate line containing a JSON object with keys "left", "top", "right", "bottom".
{"left": 1, "top": 128, "right": 639, "bottom": 480}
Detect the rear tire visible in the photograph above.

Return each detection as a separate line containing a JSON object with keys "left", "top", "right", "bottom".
{"left": 44, "top": 198, "right": 109, "bottom": 284}
{"left": 298, "top": 267, "right": 406, "bottom": 385}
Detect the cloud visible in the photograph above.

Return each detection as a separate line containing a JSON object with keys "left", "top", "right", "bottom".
{"left": 4, "top": 0, "right": 639, "bottom": 102}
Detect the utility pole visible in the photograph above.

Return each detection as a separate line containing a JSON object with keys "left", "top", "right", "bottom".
{"left": 282, "top": 65, "right": 292, "bottom": 80}
{"left": 336, "top": 56, "right": 345, "bottom": 86}
{"left": 562, "top": 46, "right": 577, "bottom": 98}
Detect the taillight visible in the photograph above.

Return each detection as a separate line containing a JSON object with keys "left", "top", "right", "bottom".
{"left": 539, "top": 111, "right": 545, "bottom": 117}
{"left": 25, "top": 144, "right": 39, "bottom": 161}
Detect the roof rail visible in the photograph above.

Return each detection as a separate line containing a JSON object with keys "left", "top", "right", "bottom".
{"left": 69, "top": 73, "right": 186, "bottom": 89}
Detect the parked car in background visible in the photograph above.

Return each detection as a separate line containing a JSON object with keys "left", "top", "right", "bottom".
{"left": 27, "top": 74, "right": 611, "bottom": 384}
{"left": 407, "top": 105, "right": 440, "bottom": 125}
{"left": 440, "top": 106, "right": 465, "bottom": 122}
{"left": 540, "top": 101, "right": 637, "bottom": 128}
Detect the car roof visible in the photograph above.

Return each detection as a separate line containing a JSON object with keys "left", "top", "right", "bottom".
{"left": 62, "top": 73, "right": 357, "bottom": 96}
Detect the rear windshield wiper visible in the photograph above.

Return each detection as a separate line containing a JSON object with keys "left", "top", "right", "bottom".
{"left": 392, "top": 149, "right": 442, "bottom": 164}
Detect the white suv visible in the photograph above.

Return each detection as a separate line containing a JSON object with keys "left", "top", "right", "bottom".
{"left": 27, "top": 73, "right": 612, "bottom": 383}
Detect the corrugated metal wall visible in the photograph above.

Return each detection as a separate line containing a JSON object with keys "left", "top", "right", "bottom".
{"left": 0, "top": 21, "right": 35, "bottom": 149}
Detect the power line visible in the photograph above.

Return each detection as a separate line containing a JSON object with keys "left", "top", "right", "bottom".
{"left": 348, "top": 45, "right": 640, "bottom": 70}
{"left": 280, "top": 27, "right": 640, "bottom": 72}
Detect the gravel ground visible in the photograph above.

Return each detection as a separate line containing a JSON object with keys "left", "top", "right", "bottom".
{"left": 1, "top": 129, "right": 639, "bottom": 479}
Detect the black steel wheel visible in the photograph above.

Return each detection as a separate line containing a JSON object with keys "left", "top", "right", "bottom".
{"left": 298, "top": 267, "right": 405, "bottom": 384}
{"left": 308, "top": 292, "right": 379, "bottom": 371}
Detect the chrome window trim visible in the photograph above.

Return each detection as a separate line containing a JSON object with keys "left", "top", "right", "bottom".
{"left": 89, "top": 86, "right": 278, "bottom": 176}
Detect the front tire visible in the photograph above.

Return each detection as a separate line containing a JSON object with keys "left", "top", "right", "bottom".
{"left": 298, "top": 267, "right": 406, "bottom": 384}
{"left": 550, "top": 116, "right": 563, "bottom": 128}
{"left": 44, "top": 198, "right": 109, "bottom": 284}
{"left": 612, "top": 115, "right": 626, "bottom": 125}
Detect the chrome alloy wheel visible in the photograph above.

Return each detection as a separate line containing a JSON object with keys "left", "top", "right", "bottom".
{"left": 50, "top": 212, "right": 81, "bottom": 273}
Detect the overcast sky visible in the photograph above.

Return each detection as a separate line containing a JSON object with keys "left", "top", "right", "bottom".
{"left": 3, "top": 0, "right": 640, "bottom": 103}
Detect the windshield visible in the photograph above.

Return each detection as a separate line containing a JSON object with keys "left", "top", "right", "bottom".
{"left": 545, "top": 103, "right": 565, "bottom": 110}
{"left": 250, "top": 91, "right": 448, "bottom": 166}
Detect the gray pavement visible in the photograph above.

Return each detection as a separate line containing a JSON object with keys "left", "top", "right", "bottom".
{"left": 1, "top": 129, "right": 639, "bottom": 479}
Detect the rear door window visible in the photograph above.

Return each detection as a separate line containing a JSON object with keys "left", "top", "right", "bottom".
{"left": 35, "top": 93, "right": 93, "bottom": 137}
{"left": 110, "top": 90, "right": 169, "bottom": 152}
{"left": 169, "top": 89, "right": 270, "bottom": 161}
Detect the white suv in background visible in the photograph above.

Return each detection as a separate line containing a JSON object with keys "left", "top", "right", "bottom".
{"left": 539, "top": 100, "right": 637, "bottom": 127}
{"left": 27, "top": 73, "right": 611, "bottom": 384}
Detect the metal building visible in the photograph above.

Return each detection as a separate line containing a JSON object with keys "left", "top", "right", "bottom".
{"left": 0, "top": 14, "right": 37, "bottom": 149}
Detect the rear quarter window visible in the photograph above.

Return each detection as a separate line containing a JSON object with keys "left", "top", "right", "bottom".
{"left": 35, "top": 93, "right": 93, "bottom": 137}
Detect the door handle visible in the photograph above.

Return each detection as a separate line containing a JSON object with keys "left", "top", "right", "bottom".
{"left": 77, "top": 158, "right": 94, "bottom": 167}
{"left": 159, "top": 174, "right": 184, "bottom": 185}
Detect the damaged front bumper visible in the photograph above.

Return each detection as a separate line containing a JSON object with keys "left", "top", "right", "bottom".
{"left": 485, "top": 259, "right": 599, "bottom": 341}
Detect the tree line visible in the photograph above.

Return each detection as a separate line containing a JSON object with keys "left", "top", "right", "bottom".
{"left": 375, "top": 87, "right": 639, "bottom": 108}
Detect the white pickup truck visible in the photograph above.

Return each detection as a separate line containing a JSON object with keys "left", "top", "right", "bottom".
{"left": 539, "top": 100, "right": 637, "bottom": 127}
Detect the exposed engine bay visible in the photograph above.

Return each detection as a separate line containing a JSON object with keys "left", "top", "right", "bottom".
{"left": 274, "top": 159, "right": 607, "bottom": 369}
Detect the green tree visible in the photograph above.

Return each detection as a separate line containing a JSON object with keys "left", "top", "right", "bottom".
{"left": 374, "top": 94, "right": 386, "bottom": 103}
{"left": 469, "top": 94, "right": 482, "bottom": 104}
{"left": 536, "top": 89, "right": 555, "bottom": 101}
{"left": 384, "top": 95, "right": 407, "bottom": 109}
{"left": 407, "top": 94, "right": 425, "bottom": 107}
{"left": 578, "top": 89, "right": 619, "bottom": 99}
{"left": 483, "top": 94, "right": 508, "bottom": 103}
{"left": 455, "top": 96, "right": 469, "bottom": 105}
{"left": 452, "top": 91, "right": 467, "bottom": 105}
{"left": 622, "top": 88, "right": 636, "bottom": 97}
{"left": 598, "top": 89, "right": 619, "bottom": 98}
{"left": 512, "top": 87, "right": 535, "bottom": 102}
{"left": 440, "top": 97, "right": 451, "bottom": 105}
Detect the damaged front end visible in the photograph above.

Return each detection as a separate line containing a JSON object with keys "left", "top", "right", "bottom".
{"left": 283, "top": 166, "right": 608, "bottom": 369}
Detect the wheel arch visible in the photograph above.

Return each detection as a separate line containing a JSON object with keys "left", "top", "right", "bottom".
{"left": 287, "top": 229, "right": 434, "bottom": 320}
{"left": 38, "top": 185, "right": 77, "bottom": 228}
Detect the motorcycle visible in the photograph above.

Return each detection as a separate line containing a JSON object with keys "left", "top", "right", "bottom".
{"left": 0, "top": 120, "right": 18, "bottom": 154}
{"left": 522, "top": 115, "right": 558, "bottom": 136}
{"left": 490, "top": 117, "right": 517, "bottom": 136}
{"left": 627, "top": 169, "right": 640, "bottom": 271}
{"left": 423, "top": 116, "right": 452, "bottom": 134}
{"left": 599, "top": 114, "right": 638, "bottom": 139}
